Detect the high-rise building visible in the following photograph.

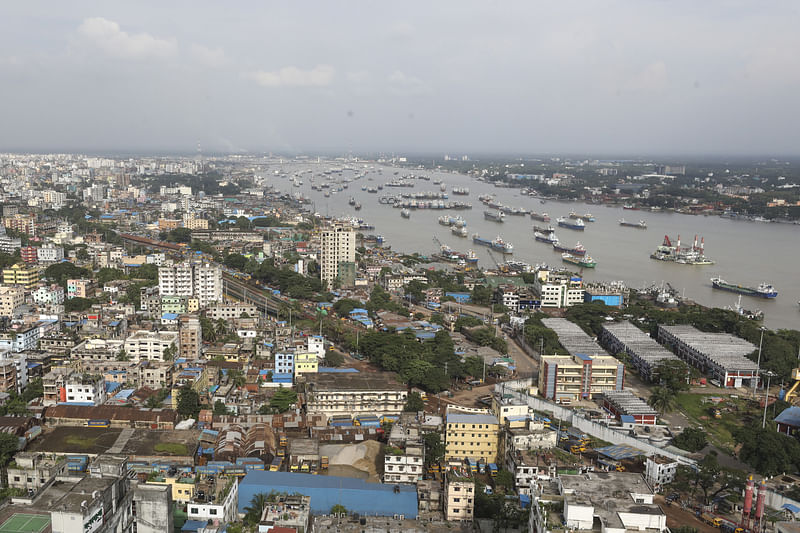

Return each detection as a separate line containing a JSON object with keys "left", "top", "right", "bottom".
{"left": 179, "top": 315, "right": 202, "bottom": 359}
{"left": 158, "top": 261, "right": 222, "bottom": 308}
{"left": 320, "top": 222, "right": 355, "bottom": 290}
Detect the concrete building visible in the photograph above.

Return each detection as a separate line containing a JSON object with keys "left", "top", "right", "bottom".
{"left": 61, "top": 374, "right": 107, "bottom": 405}
{"left": 539, "top": 353, "right": 624, "bottom": 403}
{"left": 206, "top": 303, "right": 257, "bottom": 321}
{"left": 383, "top": 440, "right": 424, "bottom": 484}
{"left": 7, "top": 452, "right": 67, "bottom": 495}
{"left": 645, "top": 455, "right": 678, "bottom": 493}
{"left": 0, "top": 353, "right": 27, "bottom": 393}
{"left": 600, "top": 321, "right": 681, "bottom": 381}
{"left": 541, "top": 317, "right": 610, "bottom": 357}
{"left": 131, "top": 482, "right": 174, "bottom": 533}
{"left": 445, "top": 411, "right": 500, "bottom": 462}
{"left": 3, "top": 263, "right": 40, "bottom": 289}
{"left": 275, "top": 352, "right": 294, "bottom": 376}
{"left": 140, "top": 361, "right": 174, "bottom": 389}
{"left": 37, "top": 244, "right": 65, "bottom": 263}
{"left": 179, "top": 315, "right": 202, "bottom": 359}
{"left": 320, "top": 222, "right": 355, "bottom": 290}
{"left": 32, "top": 284, "right": 65, "bottom": 307}
{"left": 495, "top": 285, "right": 520, "bottom": 313}
{"left": 534, "top": 271, "right": 584, "bottom": 308}
{"left": 158, "top": 261, "right": 222, "bottom": 308}
{"left": 0, "top": 225, "right": 21, "bottom": 254}
{"left": 444, "top": 472, "right": 475, "bottom": 522}
{"left": 0, "top": 285, "right": 24, "bottom": 317}
{"left": 305, "top": 372, "right": 407, "bottom": 418}
{"left": 188, "top": 475, "right": 240, "bottom": 522}
{"left": 294, "top": 351, "right": 318, "bottom": 375}
{"left": 258, "top": 494, "right": 311, "bottom": 533}
{"left": 657, "top": 325, "right": 758, "bottom": 388}
{"left": 124, "top": 330, "right": 179, "bottom": 362}
{"left": 67, "top": 278, "right": 94, "bottom": 299}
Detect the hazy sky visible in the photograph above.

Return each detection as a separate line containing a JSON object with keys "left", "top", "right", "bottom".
{"left": 1, "top": 1, "right": 799, "bottom": 155}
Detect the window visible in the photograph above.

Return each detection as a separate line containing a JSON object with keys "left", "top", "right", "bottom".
{"left": 190, "top": 508, "right": 198, "bottom": 514}
{"left": 210, "top": 509, "right": 217, "bottom": 515}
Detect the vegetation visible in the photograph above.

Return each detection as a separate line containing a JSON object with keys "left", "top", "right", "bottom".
{"left": 404, "top": 391, "right": 425, "bottom": 412}
{"left": 523, "top": 314, "right": 567, "bottom": 354}
{"left": 44, "top": 262, "right": 91, "bottom": 287}
{"left": 672, "top": 427, "right": 708, "bottom": 452}
{"left": 668, "top": 452, "right": 744, "bottom": 505}
{"left": 213, "top": 400, "right": 230, "bottom": 416}
{"left": 324, "top": 348, "right": 344, "bottom": 367}
{"left": 153, "top": 443, "right": 189, "bottom": 455}
{"left": 65, "top": 297, "right": 95, "bottom": 312}
{"left": 423, "top": 432, "right": 445, "bottom": 466}
{"left": 647, "top": 387, "right": 677, "bottom": 414}
{"left": 176, "top": 388, "right": 201, "bottom": 418}
{"left": 269, "top": 388, "right": 298, "bottom": 413}
{"left": 735, "top": 422, "right": 800, "bottom": 476}
{"left": 330, "top": 504, "right": 348, "bottom": 516}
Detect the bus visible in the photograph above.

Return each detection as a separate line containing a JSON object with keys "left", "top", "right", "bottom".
{"left": 87, "top": 419, "right": 110, "bottom": 428}
{"left": 269, "top": 457, "right": 283, "bottom": 471}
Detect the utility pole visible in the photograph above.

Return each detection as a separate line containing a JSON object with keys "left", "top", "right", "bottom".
{"left": 753, "top": 327, "right": 766, "bottom": 398}
{"left": 762, "top": 371, "right": 775, "bottom": 429}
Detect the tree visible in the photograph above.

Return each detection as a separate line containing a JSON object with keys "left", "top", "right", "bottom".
{"left": 213, "top": 400, "right": 229, "bottom": 416}
{"left": 224, "top": 253, "right": 247, "bottom": 270}
{"left": 404, "top": 391, "right": 425, "bottom": 412}
{"left": 423, "top": 432, "right": 446, "bottom": 466}
{"left": 65, "top": 297, "right": 94, "bottom": 312}
{"left": 165, "top": 227, "right": 192, "bottom": 243}
{"left": 96, "top": 268, "right": 126, "bottom": 284}
{"left": 162, "top": 345, "right": 176, "bottom": 361}
{"left": 44, "top": 262, "right": 91, "bottom": 287}
{"left": 244, "top": 493, "right": 268, "bottom": 525}
{"left": 228, "top": 369, "right": 246, "bottom": 388}
{"left": 655, "top": 359, "right": 690, "bottom": 392}
{"left": 736, "top": 422, "right": 800, "bottom": 476}
{"left": 471, "top": 285, "right": 492, "bottom": 306}
{"left": 647, "top": 386, "right": 676, "bottom": 414}
{"left": 269, "top": 388, "right": 298, "bottom": 413}
{"left": 324, "top": 348, "right": 344, "bottom": 367}
{"left": 0, "top": 433, "right": 19, "bottom": 465}
{"left": 330, "top": 504, "right": 348, "bottom": 516}
{"left": 495, "top": 469, "right": 514, "bottom": 492}
{"left": 21, "top": 378, "right": 43, "bottom": 403}
{"left": 200, "top": 315, "right": 217, "bottom": 343}
{"left": 672, "top": 427, "right": 708, "bottom": 452}
{"left": 176, "top": 387, "right": 200, "bottom": 418}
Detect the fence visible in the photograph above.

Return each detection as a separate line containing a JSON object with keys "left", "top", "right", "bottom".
{"left": 496, "top": 379, "right": 696, "bottom": 466}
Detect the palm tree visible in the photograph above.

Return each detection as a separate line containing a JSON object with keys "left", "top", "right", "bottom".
{"left": 244, "top": 492, "right": 268, "bottom": 525}
{"left": 648, "top": 386, "right": 676, "bottom": 414}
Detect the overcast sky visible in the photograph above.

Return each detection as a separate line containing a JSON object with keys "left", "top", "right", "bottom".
{"left": 1, "top": 1, "right": 799, "bottom": 156}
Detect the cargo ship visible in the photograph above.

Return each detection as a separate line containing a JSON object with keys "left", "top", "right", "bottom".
{"left": 711, "top": 277, "right": 778, "bottom": 298}
{"left": 530, "top": 212, "right": 551, "bottom": 222}
{"left": 491, "top": 236, "right": 513, "bottom": 254}
{"left": 557, "top": 217, "right": 585, "bottom": 231}
{"left": 553, "top": 241, "right": 586, "bottom": 257}
{"left": 533, "top": 224, "right": 555, "bottom": 233}
{"left": 484, "top": 210, "right": 505, "bottom": 222}
{"left": 619, "top": 219, "right": 647, "bottom": 229}
{"left": 562, "top": 253, "right": 596, "bottom": 268}
{"left": 534, "top": 231, "right": 558, "bottom": 244}
{"left": 650, "top": 234, "right": 714, "bottom": 265}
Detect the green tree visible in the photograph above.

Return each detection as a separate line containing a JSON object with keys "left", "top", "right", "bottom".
{"left": 0, "top": 433, "right": 19, "bottom": 465}
{"left": 224, "top": 253, "right": 247, "bottom": 270}
{"left": 269, "top": 388, "right": 298, "bottom": 413}
{"left": 165, "top": 227, "right": 192, "bottom": 243}
{"left": 736, "top": 422, "right": 800, "bottom": 476}
{"left": 495, "top": 469, "right": 514, "bottom": 492}
{"left": 44, "top": 262, "right": 91, "bottom": 287}
{"left": 324, "top": 348, "right": 344, "bottom": 367}
{"left": 672, "top": 427, "right": 708, "bottom": 452}
{"left": 655, "top": 359, "right": 690, "bottom": 392}
{"left": 647, "top": 386, "right": 676, "bottom": 414}
{"left": 21, "top": 378, "right": 43, "bottom": 403}
{"left": 176, "top": 387, "right": 200, "bottom": 418}
{"left": 404, "top": 391, "right": 425, "bottom": 412}
{"left": 471, "top": 285, "right": 492, "bottom": 306}
{"left": 200, "top": 315, "right": 217, "bottom": 343}
{"left": 228, "top": 369, "right": 246, "bottom": 388}
{"left": 213, "top": 400, "right": 229, "bottom": 416}
{"left": 423, "top": 432, "right": 446, "bottom": 466}
{"left": 116, "top": 349, "right": 129, "bottom": 361}
{"left": 65, "top": 297, "right": 94, "bottom": 312}
{"left": 96, "top": 267, "right": 126, "bottom": 284}
{"left": 330, "top": 504, "right": 348, "bottom": 516}
{"left": 244, "top": 493, "right": 268, "bottom": 525}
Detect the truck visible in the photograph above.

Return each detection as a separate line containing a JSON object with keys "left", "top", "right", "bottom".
{"left": 269, "top": 457, "right": 283, "bottom": 471}
{"left": 279, "top": 434, "right": 288, "bottom": 447}
{"left": 320, "top": 456, "right": 329, "bottom": 470}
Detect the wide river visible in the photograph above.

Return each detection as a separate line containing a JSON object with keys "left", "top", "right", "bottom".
{"left": 265, "top": 162, "right": 800, "bottom": 331}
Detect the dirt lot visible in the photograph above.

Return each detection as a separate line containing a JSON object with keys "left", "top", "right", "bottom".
{"left": 656, "top": 495, "right": 720, "bottom": 533}
{"left": 28, "top": 426, "right": 121, "bottom": 454}
{"left": 122, "top": 429, "right": 199, "bottom": 457}
{"left": 320, "top": 440, "right": 383, "bottom": 483}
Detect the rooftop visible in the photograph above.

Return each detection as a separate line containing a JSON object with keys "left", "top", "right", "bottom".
{"left": 601, "top": 321, "right": 679, "bottom": 368}
{"left": 306, "top": 372, "right": 405, "bottom": 392}
{"left": 659, "top": 325, "right": 758, "bottom": 371}
{"left": 542, "top": 318, "right": 609, "bottom": 357}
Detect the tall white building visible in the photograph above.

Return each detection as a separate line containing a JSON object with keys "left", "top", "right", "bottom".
{"left": 320, "top": 222, "right": 355, "bottom": 290}
{"left": 158, "top": 261, "right": 222, "bottom": 308}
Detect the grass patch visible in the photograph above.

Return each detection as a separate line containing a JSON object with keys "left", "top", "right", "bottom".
{"left": 64, "top": 435, "right": 97, "bottom": 449}
{"left": 674, "top": 393, "right": 757, "bottom": 453}
{"left": 153, "top": 443, "right": 189, "bottom": 455}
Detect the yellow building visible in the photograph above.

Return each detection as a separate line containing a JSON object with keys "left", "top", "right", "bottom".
{"left": 445, "top": 411, "right": 500, "bottom": 462}
{"left": 150, "top": 474, "right": 196, "bottom": 502}
{"left": 539, "top": 354, "right": 624, "bottom": 404}
{"left": 2, "top": 263, "right": 39, "bottom": 290}
{"left": 294, "top": 351, "right": 318, "bottom": 375}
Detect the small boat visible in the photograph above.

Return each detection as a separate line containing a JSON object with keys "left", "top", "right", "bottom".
{"left": 354, "top": 203, "right": 362, "bottom": 211}
{"left": 348, "top": 196, "right": 356, "bottom": 206}
{"left": 623, "top": 204, "right": 639, "bottom": 210}
{"left": 451, "top": 225, "right": 468, "bottom": 237}
{"left": 400, "top": 209, "right": 411, "bottom": 219}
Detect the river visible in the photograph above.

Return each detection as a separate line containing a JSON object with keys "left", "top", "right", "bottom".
{"left": 265, "top": 162, "right": 800, "bottom": 331}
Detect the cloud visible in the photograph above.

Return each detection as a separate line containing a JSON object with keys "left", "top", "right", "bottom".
{"left": 387, "top": 70, "right": 430, "bottom": 96}
{"left": 346, "top": 70, "right": 371, "bottom": 84}
{"left": 190, "top": 44, "right": 227, "bottom": 68}
{"left": 388, "top": 22, "right": 415, "bottom": 40}
{"left": 624, "top": 61, "right": 668, "bottom": 92}
{"left": 245, "top": 65, "right": 335, "bottom": 88}
{"left": 77, "top": 17, "right": 177, "bottom": 60}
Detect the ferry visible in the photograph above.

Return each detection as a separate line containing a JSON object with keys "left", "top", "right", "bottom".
{"left": 557, "top": 217, "right": 585, "bottom": 231}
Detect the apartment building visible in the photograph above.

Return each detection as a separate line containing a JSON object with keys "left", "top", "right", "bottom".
{"left": 7, "top": 453, "right": 67, "bottom": 495}
{"left": 32, "top": 284, "right": 65, "bottom": 307}
{"left": 67, "top": 278, "right": 94, "bottom": 299}
{"left": 320, "top": 222, "right": 355, "bottom": 290}
{"left": 293, "top": 351, "right": 318, "bottom": 375}
{"left": 42, "top": 369, "right": 106, "bottom": 406}
{"left": 444, "top": 473, "right": 475, "bottom": 522}
{"left": 124, "top": 331, "right": 179, "bottom": 362}
{"left": 445, "top": 411, "right": 500, "bottom": 462}
{"left": 539, "top": 354, "right": 624, "bottom": 403}
{"left": 37, "top": 244, "right": 64, "bottom": 263}
{"left": 534, "top": 271, "right": 584, "bottom": 308}
{"left": 0, "top": 285, "right": 24, "bottom": 317}
{"left": 140, "top": 361, "right": 174, "bottom": 389}
{"left": 179, "top": 315, "right": 202, "bottom": 359}
{"left": 0, "top": 225, "right": 21, "bottom": 254}
{"left": 206, "top": 303, "right": 257, "bottom": 321}
{"left": 3, "top": 263, "right": 39, "bottom": 290}
{"left": 305, "top": 373, "right": 407, "bottom": 418}
{"left": 158, "top": 261, "right": 222, "bottom": 308}
{"left": 383, "top": 441, "right": 424, "bottom": 484}
{"left": 0, "top": 353, "right": 27, "bottom": 393}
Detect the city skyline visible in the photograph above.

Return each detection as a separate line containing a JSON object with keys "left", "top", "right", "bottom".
{"left": 1, "top": 2, "right": 799, "bottom": 156}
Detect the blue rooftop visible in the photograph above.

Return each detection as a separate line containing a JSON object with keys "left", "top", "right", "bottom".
{"left": 161, "top": 313, "right": 179, "bottom": 320}
{"left": 775, "top": 406, "right": 800, "bottom": 428}
{"left": 239, "top": 470, "right": 417, "bottom": 517}
{"left": 318, "top": 367, "right": 359, "bottom": 373}
{"left": 595, "top": 444, "right": 644, "bottom": 460}
{"left": 619, "top": 415, "right": 636, "bottom": 424}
